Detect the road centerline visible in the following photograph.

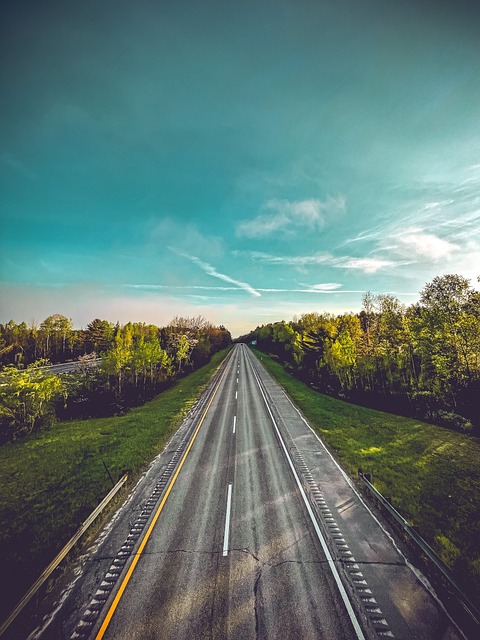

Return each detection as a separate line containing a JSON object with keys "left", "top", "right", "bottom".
{"left": 222, "top": 483, "right": 233, "bottom": 557}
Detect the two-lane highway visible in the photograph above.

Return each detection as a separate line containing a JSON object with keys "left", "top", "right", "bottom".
{"left": 77, "top": 345, "right": 361, "bottom": 639}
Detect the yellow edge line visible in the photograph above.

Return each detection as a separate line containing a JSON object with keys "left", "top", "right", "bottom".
{"left": 95, "top": 358, "right": 230, "bottom": 639}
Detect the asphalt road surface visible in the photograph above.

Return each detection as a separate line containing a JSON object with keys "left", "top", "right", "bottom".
{"left": 44, "top": 360, "right": 101, "bottom": 375}
{"left": 24, "top": 345, "right": 463, "bottom": 640}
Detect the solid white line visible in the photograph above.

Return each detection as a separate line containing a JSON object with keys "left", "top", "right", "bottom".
{"left": 276, "top": 376, "right": 441, "bottom": 617}
{"left": 223, "top": 483, "right": 233, "bottom": 556}
{"left": 233, "top": 415, "right": 236, "bottom": 434}
{"left": 246, "top": 352, "right": 366, "bottom": 640}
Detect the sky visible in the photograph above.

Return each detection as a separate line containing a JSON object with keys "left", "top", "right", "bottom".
{"left": 1, "top": 0, "right": 479, "bottom": 337}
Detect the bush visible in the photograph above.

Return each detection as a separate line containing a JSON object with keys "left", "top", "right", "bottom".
{"left": 433, "top": 411, "right": 473, "bottom": 434}
{"left": 0, "top": 362, "right": 65, "bottom": 441}
{"left": 410, "top": 391, "right": 440, "bottom": 417}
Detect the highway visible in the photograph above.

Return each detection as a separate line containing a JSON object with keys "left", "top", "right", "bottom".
{"left": 43, "top": 359, "right": 101, "bottom": 375}
{"left": 26, "top": 345, "right": 463, "bottom": 640}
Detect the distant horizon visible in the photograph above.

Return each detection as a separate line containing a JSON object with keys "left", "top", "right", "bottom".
{"left": 2, "top": 270, "right": 477, "bottom": 340}
{"left": 1, "top": 288, "right": 366, "bottom": 338}
{"left": 2, "top": 1, "right": 480, "bottom": 338}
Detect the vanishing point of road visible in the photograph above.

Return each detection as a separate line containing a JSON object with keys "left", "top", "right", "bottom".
{"left": 27, "top": 345, "right": 463, "bottom": 640}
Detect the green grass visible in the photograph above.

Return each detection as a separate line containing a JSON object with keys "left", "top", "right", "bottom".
{"left": 0, "top": 347, "right": 231, "bottom": 619}
{"left": 252, "top": 348, "right": 480, "bottom": 603}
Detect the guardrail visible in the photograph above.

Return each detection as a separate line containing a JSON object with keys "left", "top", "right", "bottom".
{"left": 358, "top": 471, "right": 479, "bottom": 633}
{"left": 0, "top": 473, "right": 128, "bottom": 638}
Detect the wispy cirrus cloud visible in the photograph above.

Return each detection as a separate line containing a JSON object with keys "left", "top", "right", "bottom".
{"left": 233, "top": 250, "right": 332, "bottom": 266}
{"left": 236, "top": 250, "right": 397, "bottom": 274}
{"left": 345, "top": 173, "right": 480, "bottom": 272}
{"left": 170, "top": 249, "right": 261, "bottom": 297}
{"left": 308, "top": 283, "right": 343, "bottom": 291}
{"left": 336, "top": 257, "right": 396, "bottom": 273}
{"left": 256, "top": 284, "right": 351, "bottom": 293}
{"left": 125, "top": 283, "right": 367, "bottom": 296}
{"left": 236, "top": 196, "right": 345, "bottom": 238}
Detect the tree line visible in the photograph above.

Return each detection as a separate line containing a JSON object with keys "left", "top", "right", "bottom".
{"left": 0, "top": 315, "right": 231, "bottom": 441}
{"left": 240, "top": 274, "right": 480, "bottom": 434}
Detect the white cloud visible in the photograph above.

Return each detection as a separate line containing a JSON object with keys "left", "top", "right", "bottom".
{"left": 334, "top": 257, "right": 396, "bottom": 273}
{"left": 124, "top": 283, "right": 367, "bottom": 296}
{"left": 422, "top": 200, "right": 454, "bottom": 211}
{"left": 343, "top": 169, "right": 480, "bottom": 262}
{"left": 171, "top": 250, "right": 261, "bottom": 297}
{"left": 438, "top": 210, "right": 480, "bottom": 237}
{"left": 396, "top": 228, "right": 459, "bottom": 262}
{"left": 127, "top": 284, "right": 346, "bottom": 294}
{"left": 308, "top": 283, "right": 342, "bottom": 291}
{"left": 238, "top": 250, "right": 332, "bottom": 266}
{"left": 443, "top": 239, "right": 480, "bottom": 283}
{"left": 236, "top": 196, "right": 345, "bottom": 238}
{"left": 238, "top": 250, "right": 395, "bottom": 274}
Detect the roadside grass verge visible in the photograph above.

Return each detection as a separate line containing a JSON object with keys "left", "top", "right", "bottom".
{"left": 0, "top": 347, "right": 231, "bottom": 620}
{"left": 252, "top": 348, "right": 480, "bottom": 604}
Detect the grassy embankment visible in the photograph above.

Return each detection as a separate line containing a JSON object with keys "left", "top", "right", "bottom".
{"left": 0, "top": 347, "right": 231, "bottom": 620}
{"left": 251, "top": 348, "right": 480, "bottom": 603}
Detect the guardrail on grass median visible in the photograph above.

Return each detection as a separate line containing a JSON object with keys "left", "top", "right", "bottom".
{"left": 0, "top": 473, "right": 128, "bottom": 638}
{"left": 358, "top": 471, "right": 479, "bottom": 633}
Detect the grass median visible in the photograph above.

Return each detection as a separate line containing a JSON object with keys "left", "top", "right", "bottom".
{"left": 0, "top": 347, "right": 231, "bottom": 621}
{"left": 252, "top": 348, "right": 480, "bottom": 605}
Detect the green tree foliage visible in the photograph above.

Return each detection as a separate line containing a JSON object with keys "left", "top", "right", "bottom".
{"left": 39, "top": 314, "right": 74, "bottom": 361}
{"left": 0, "top": 314, "right": 231, "bottom": 438}
{"left": 0, "top": 362, "right": 65, "bottom": 440}
{"left": 101, "top": 326, "right": 134, "bottom": 395}
{"left": 83, "top": 318, "right": 115, "bottom": 354}
{"left": 0, "top": 320, "right": 31, "bottom": 366}
{"left": 100, "top": 325, "right": 174, "bottom": 396}
{"left": 244, "top": 274, "right": 479, "bottom": 433}
{"left": 94, "top": 317, "right": 230, "bottom": 407}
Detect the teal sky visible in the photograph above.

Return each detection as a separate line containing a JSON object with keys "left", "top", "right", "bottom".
{"left": 1, "top": 0, "right": 479, "bottom": 336}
